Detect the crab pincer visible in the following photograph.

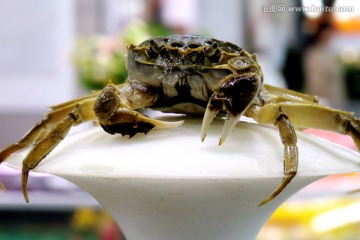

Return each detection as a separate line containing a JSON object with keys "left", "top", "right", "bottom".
{"left": 94, "top": 82, "right": 184, "bottom": 138}
{"left": 201, "top": 73, "right": 261, "bottom": 145}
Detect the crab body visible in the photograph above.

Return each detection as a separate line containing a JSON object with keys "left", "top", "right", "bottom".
{"left": 0, "top": 35, "right": 359, "bottom": 206}
{"left": 125, "top": 35, "right": 262, "bottom": 115}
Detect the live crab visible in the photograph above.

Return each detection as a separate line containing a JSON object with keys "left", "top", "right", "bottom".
{"left": 0, "top": 35, "right": 359, "bottom": 206}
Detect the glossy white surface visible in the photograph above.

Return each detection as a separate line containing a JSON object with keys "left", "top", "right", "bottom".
{"left": 5, "top": 117, "right": 360, "bottom": 240}
{"left": 6, "top": 118, "right": 360, "bottom": 177}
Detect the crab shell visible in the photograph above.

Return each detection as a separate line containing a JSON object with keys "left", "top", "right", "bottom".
{"left": 125, "top": 35, "right": 263, "bottom": 115}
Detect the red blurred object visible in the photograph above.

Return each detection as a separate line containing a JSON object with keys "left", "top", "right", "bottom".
{"left": 304, "top": 128, "right": 356, "bottom": 150}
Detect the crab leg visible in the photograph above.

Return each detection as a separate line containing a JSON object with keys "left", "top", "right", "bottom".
{"left": 258, "top": 109, "right": 298, "bottom": 206}
{"left": 262, "top": 84, "right": 318, "bottom": 104}
{"left": 21, "top": 99, "right": 96, "bottom": 202}
{"left": 251, "top": 102, "right": 360, "bottom": 205}
{"left": 0, "top": 96, "right": 98, "bottom": 164}
{"left": 0, "top": 95, "right": 97, "bottom": 198}
{"left": 256, "top": 103, "right": 360, "bottom": 148}
{"left": 253, "top": 85, "right": 360, "bottom": 149}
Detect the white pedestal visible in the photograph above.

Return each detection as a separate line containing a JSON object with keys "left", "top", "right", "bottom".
{"left": 5, "top": 118, "right": 360, "bottom": 240}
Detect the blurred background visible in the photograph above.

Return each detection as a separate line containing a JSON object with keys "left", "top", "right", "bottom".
{"left": 0, "top": 0, "right": 359, "bottom": 239}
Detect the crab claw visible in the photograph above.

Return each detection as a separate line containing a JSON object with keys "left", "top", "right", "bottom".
{"left": 100, "top": 110, "right": 184, "bottom": 138}
{"left": 137, "top": 114, "right": 184, "bottom": 131}
{"left": 200, "top": 101, "right": 240, "bottom": 146}
{"left": 200, "top": 106, "right": 218, "bottom": 142}
{"left": 201, "top": 73, "right": 261, "bottom": 145}
{"left": 219, "top": 113, "right": 241, "bottom": 145}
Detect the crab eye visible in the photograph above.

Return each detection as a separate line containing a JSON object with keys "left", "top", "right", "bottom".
{"left": 146, "top": 39, "right": 162, "bottom": 59}
{"left": 204, "top": 42, "right": 218, "bottom": 56}
{"left": 149, "top": 40, "right": 161, "bottom": 53}
{"left": 204, "top": 42, "right": 221, "bottom": 63}
{"left": 205, "top": 40, "right": 214, "bottom": 45}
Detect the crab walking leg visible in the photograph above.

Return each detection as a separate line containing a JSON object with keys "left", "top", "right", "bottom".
{"left": 0, "top": 123, "right": 47, "bottom": 165}
{"left": 0, "top": 96, "right": 98, "bottom": 164}
{"left": 347, "top": 119, "right": 360, "bottom": 150}
{"left": 258, "top": 110, "right": 298, "bottom": 206}
{"left": 0, "top": 97, "right": 97, "bottom": 192}
{"left": 22, "top": 100, "right": 96, "bottom": 203}
{"left": 0, "top": 120, "right": 65, "bottom": 165}
{"left": 262, "top": 84, "right": 318, "bottom": 104}
{"left": 256, "top": 103, "right": 360, "bottom": 150}
{"left": 0, "top": 112, "right": 70, "bottom": 164}
{"left": 47, "top": 83, "right": 124, "bottom": 111}
{"left": 251, "top": 103, "right": 360, "bottom": 205}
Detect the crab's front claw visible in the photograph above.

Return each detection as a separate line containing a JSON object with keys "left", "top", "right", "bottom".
{"left": 200, "top": 100, "right": 219, "bottom": 142}
{"left": 99, "top": 109, "right": 184, "bottom": 138}
{"left": 200, "top": 95, "right": 241, "bottom": 145}
{"left": 201, "top": 73, "right": 261, "bottom": 145}
{"left": 95, "top": 82, "right": 183, "bottom": 138}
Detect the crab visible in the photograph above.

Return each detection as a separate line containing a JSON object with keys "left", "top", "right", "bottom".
{"left": 1, "top": 35, "right": 360, "bottom": 206}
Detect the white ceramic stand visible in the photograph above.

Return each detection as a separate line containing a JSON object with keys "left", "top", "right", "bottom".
{"left": 5, "top": 117, "right": 360, "bottom": 240}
